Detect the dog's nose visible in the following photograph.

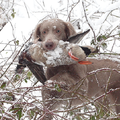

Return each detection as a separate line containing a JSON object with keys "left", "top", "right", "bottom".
{"left": 45, "top": 42, "right": 54, "bottom": 50}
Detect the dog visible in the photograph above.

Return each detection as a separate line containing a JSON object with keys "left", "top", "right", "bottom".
{"left": 33, "top": 19, "right": 120, "bottom": 119}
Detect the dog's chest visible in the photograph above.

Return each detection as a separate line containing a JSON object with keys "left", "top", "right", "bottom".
{"left": 46, "top": 64, "right": 87, "bottom": 82}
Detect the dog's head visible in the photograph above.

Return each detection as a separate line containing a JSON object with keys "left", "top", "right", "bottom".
{"left": 33, "top": 19, "right": 76, "bottom": 51}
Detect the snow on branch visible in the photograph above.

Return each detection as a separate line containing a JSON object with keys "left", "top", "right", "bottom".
{"left": 0, "top": 0, "right": 120, "bottom": 119}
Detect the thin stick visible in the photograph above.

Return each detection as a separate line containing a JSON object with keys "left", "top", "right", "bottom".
{"left": 82, "top": 1, "right": 97, "bottom": 43}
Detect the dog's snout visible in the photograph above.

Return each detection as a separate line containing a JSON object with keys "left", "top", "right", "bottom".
{"left": 45, "top": 42, "right": 54, "bottom": 50}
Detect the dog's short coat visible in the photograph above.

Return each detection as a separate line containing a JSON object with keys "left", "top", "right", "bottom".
{"left": 33, "top": 19, "right": 120, "bottom": 119}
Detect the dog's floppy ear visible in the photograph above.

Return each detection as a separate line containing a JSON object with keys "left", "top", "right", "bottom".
{"left": 33, "top": 23, "right": 41, "bottom": 40}
{"left": 80, "top": 46, "right": 95, "bottom": 56}
{"left": 64, "top": 22, "right": 76, "bottom": 39}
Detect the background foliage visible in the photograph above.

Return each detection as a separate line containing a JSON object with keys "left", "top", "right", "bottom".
{"left": 0, "top": 0, "right": 120, "bottom": 119}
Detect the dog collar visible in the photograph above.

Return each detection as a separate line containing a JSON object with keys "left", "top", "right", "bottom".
{"left": 68, "top": 50, "right": 92, "bottom": 65}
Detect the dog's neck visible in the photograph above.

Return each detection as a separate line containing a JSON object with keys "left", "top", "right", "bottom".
{"left": 46, "top": 64, "right": 87, "bottom": 80}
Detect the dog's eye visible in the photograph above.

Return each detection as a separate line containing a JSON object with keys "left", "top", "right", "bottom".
{"left": 43, "top": 31, "right": 46, "bottom": 34}
{"left": 56, "top": 30, "right": 60, "bottom": 33}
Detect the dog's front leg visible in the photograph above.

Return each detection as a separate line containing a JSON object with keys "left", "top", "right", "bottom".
{"left": 42, "top": 86, "right": 63, "bottom": 120}
{"left": 41, "top": 70, "right": 88, "bottom": 120}
{"left": 41, "top": 71, "right": 75, "bottom": 120}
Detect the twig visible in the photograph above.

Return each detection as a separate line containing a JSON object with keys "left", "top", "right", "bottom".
{"left": 0, "top": 33, "right": 33, "bottom": 78}
{"left": 23, "top": 1, "right": 30, "bottom": 18}
{"left": 82, "top": 1, "right": 97, "bottom": 43}
{"left": 66, "top": 0, "right": 80, "bottom": 21}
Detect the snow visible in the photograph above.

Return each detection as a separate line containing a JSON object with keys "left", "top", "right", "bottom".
{"left": 44, "top": 44, "right": 72, "bottom": 66}
{"left": 0, "top": 0, "right": 120, "bottom": 119}
{"left": 89, "top": 54, "right": 120, "bottom": 63}
{"left": 53, "top": 26, "right": 57, "bottom": 29}
{"left": 0, "top": 0, "right": 120, "bottom": 53}
{"left": 99, "top": 1, "right": 120, "bottom": 12}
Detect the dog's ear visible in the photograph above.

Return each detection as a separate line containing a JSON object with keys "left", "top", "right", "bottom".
{"left": 33, "top": 23, "right": 41, "bottom": 40}
{"left": 80, "top": 46, "right": 95, "bottom": 56}
{"left": 64, "top": 22, "right": 76, "bottom": 39}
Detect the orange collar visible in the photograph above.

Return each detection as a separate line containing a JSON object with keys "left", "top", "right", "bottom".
{"left": 68, "top": 50, "right": 92, "bottom": 65}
